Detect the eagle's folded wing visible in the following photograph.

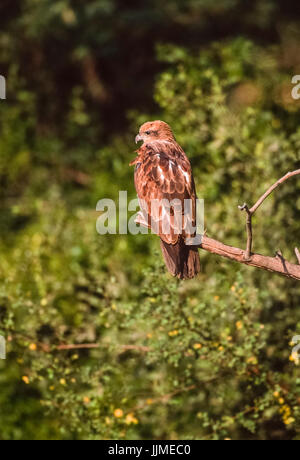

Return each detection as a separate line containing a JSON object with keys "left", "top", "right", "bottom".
{"left": 134, "top": 142, "right": 197, "bottom": 244}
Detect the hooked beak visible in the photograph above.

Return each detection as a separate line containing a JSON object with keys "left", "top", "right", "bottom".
{"left": 135, "top": 134, "right": 142, "bottom": 144}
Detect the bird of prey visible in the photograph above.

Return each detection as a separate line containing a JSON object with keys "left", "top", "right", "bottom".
{"left": 130, "top": 120, "right": 200, "bottom": 280}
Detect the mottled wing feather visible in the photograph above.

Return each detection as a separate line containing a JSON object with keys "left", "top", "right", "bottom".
{"left": 133, "top": 141, "right": 197, "bottom": 245}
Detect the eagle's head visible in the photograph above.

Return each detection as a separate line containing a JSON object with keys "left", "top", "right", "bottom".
{"left": 135, "top": 120, "right": 175, "bottom": 144}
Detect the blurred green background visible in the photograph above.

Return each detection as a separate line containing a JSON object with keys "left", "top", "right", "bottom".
{"left": 1, "top": 0, "right": 300, "bottom": 440}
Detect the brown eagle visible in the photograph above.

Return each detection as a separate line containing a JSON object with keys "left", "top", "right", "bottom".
{"left": 130, "top": 120, "right": 200, "bottom": 280}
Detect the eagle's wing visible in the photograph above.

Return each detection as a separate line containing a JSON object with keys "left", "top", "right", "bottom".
{"left": 132, "top": 141, "right": 197, "bottom": 245}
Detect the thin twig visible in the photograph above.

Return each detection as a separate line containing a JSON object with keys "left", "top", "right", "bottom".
{"left": 238, "top": 169, "right": 300, "bottom": 262}
{"left": 56, "top": 343, "right": 100, "bottom": 351}
{"left": 238, "top": 203, "right": 252, "bottom": 260}
{"left": 54, "top": 343, "right": 150, "bottom": 353}
{"left": 1, "top": 329, "right": 151, "bottom": 354}
{"left": 249, "top": 169, "right": 300, "bottom": 215}
{"left": 295, "top": 248, "right": 300, "bottom": 265}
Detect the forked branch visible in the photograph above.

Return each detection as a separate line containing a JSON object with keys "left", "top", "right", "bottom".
{"left": 200, "top": 236, "right": 300, "bottom": 281}
{"left": 199, "top": 169, "right": 300, "bottom": 281}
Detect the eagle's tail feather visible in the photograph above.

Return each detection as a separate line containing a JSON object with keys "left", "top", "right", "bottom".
{"left": 160, "top": 238, "right": 201, "bottom": 280}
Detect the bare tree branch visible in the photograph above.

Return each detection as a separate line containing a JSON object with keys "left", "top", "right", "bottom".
{"left": 2, "top": 328, "right": 151, "bottom": 354}
{"left": 55, "top": 343, "right": 150, "bottom": 353}
{"left": 249, "top": 169, "right": 300, "bottom": 215}
{"left": 237, "top": 203, "right": 252, "bottom": 260}
{"left": 238, "top": 169, "right": 300, "bottom": 262}
{"left": 200, "top": 236, "right": 300, "bottom": 281}
{"left": 199, "top": 169, "right": 300, "bottom": 281}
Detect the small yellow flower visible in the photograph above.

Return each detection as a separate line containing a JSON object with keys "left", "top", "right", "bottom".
{"left": 29, "top": 343, "right": 37, "bottom": 351}
{"left": 146, "top": 399, "right": 153, "bottom": 405}
{"left": 125, "top": 413, "right": 139, "bottom": 425}
{"left": 41, "top": 299, "right": 48, "bottom": 306}
{"left": 218, "top": 346, "right": 224, "bottom": 351}
{"left": 284, "top": 417, "right": 295, "bottom": 425}
{"left": 22, "top": 376, "right": 30, "bottom": 385}
{"left": 60, "top": 378, "right": 66, "bottom": 386}
{"left": 227, "top": 336, "right": 233, "bottom": 342}
{"left": 236, "top": 321, "right": 243, "bottom": 330}
{"left": 49, "top": 386, "right": 55, "bottom": 391}
{"left": 168, "top": 330, "right": 179, "bottom": 337}
{"left": 105, "top": 417, "right": 111, "bottom": 425}
{"left": 230, "top": 285, "right": 236, "bottom": 292}
{"left": 247, "top": 356, "right": 258, "bottom": 364}
{"left": 193, "top": 343, "right": 202, "bottom": 350}
{"left": 278, "top": 398, "right": 284, "bottom": 405}
{"left": 290, "top": 352, "right": 300, "bottom": 365}
{"left": 83, "top": 396, "right": 90, "bottom": 404}
{"left": 114, "top": 409, "right": 124, "bottom": 418}
{"left": 214, "top": 296, "right": 220, "bottom": 301}
{"left": 147, "top": 333, "right": 153, "bottom": 339}
{"left": 273, "top": 391, "right": 280, "bottom": 398}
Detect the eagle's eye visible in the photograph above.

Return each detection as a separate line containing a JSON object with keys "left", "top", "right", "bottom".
{"left": 145, "top": 130, "right": 151, "bottom": 135}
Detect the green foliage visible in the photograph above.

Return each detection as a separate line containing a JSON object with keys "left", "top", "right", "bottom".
{"left": 1, "top": 1, "right": 300, "bottom": 441}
